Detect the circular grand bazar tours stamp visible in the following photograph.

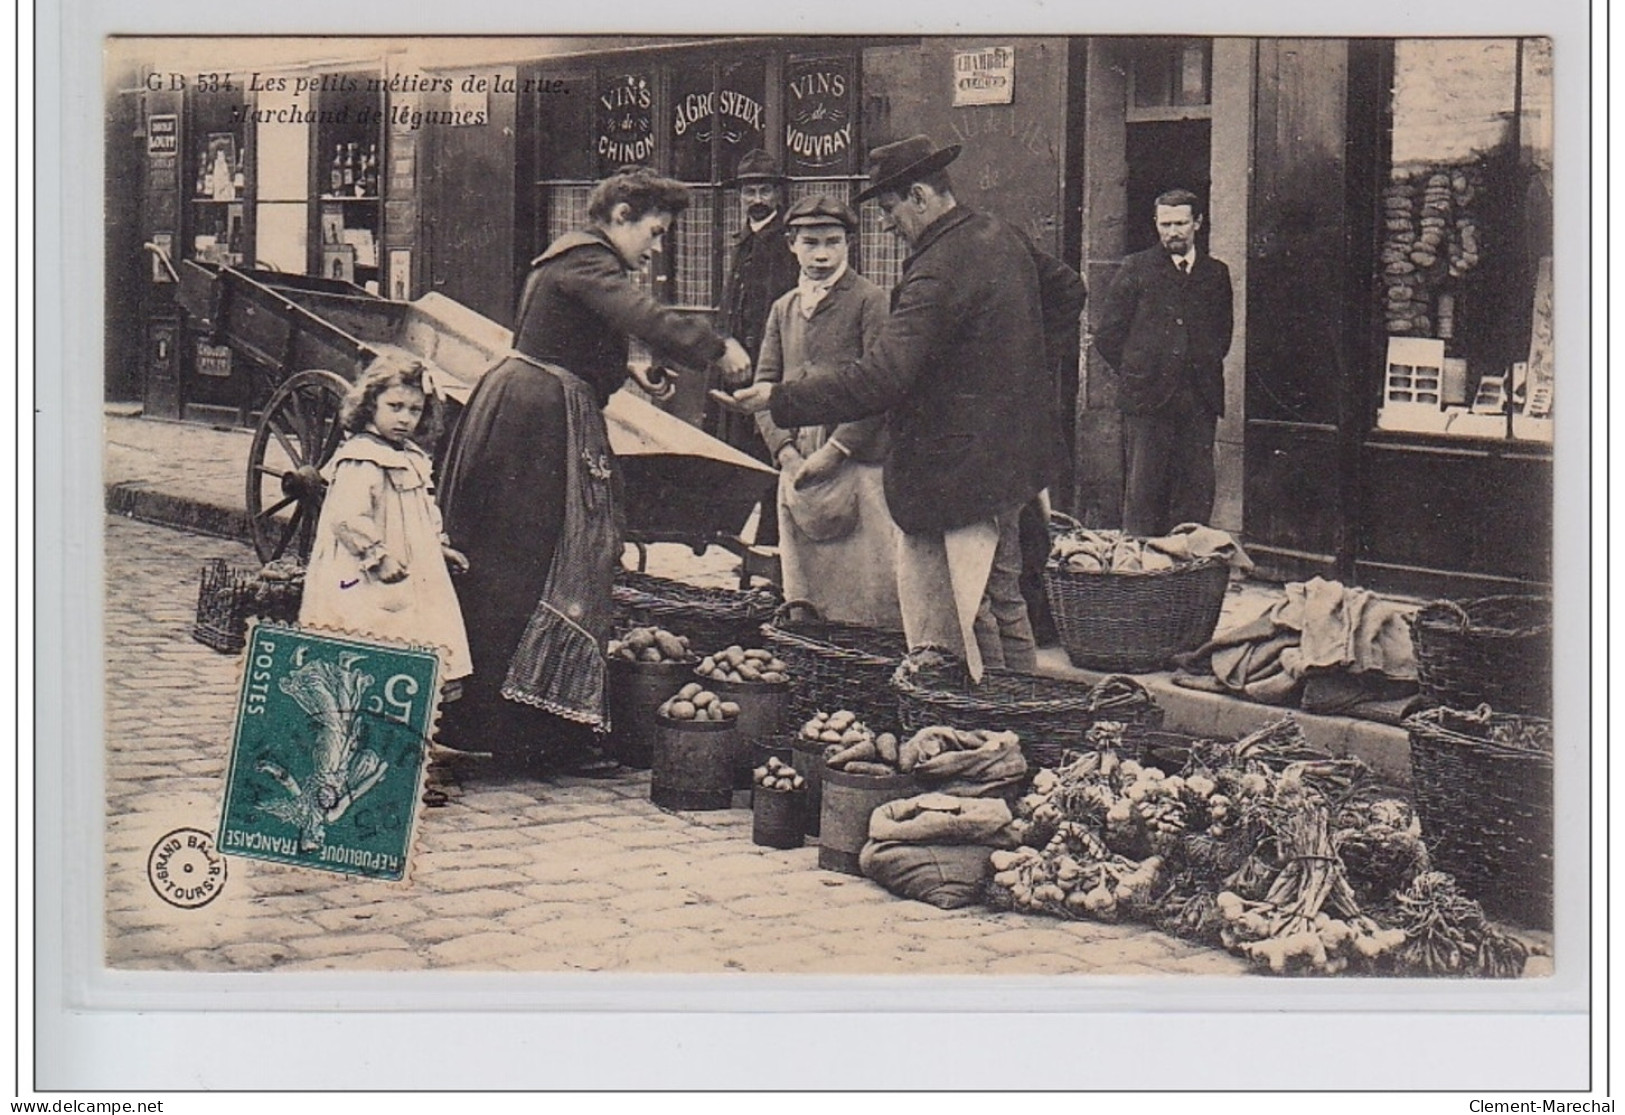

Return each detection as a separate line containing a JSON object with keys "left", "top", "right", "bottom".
{"left": 146, "top": 827, "right": 228, "bottom": 909}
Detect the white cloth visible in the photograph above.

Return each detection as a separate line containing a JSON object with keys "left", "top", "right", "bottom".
{"left": 794, "top": 262, "right": 849, "bottom": 319}
{"left": 1172, "top": 248, "right": 1195, "bottom": 273}
{"left": 299, "top": 432, "right": 473, "bottom": 680}
{"left": 896, "top": 520, "right": 1000, "bottom": 682}
{"left": 777, "top": 459, "right": 901, "bottom": 630}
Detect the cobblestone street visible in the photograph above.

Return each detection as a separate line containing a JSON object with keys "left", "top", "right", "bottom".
{"left": 102, "top": 513, "right": 1251, "bottom": 976}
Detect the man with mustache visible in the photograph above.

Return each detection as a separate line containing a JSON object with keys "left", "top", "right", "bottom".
{"left": 705, "top": 148, "right": 801, "bottom": 552}
{"left": 1092, "top": 188, "right": 1234, "bottom": 536}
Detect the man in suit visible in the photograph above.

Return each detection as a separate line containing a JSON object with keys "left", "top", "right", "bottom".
{"left": 722, "top": 136, "right": 1086, "bottom": 677}
{"left": 1092, "top": 188, "right": 1234, "bottom": 537}
{"left": 705, "top": 148, "right": 800, "bottom": 459}
{"left": 706, "top": 148, "right": 801, "bottom": 553}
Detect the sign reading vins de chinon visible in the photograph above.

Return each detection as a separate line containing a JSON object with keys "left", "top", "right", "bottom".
{"left": 597, "top": 73, "right": 656, "bottom": 170}
{"left": 784, "top": 56, "right": 856, "bottom": 174}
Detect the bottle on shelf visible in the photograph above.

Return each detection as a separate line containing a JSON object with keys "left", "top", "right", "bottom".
{"left": 342, "top": 142, "right": 357, "bottom": 192}
{"left": 195, "top": 154, "right": 209, "bottom": 200}
{"left": 210, "top": 145, "right": 233, "bottom": 202}
{"left": 330, "top": 144, "right": 344, "bottom": 195}
{"left": 232, "top": 151, "right": 246, "bottom": 197}
{"left": 362, "top": 143, "right": 379, "bottom": 197}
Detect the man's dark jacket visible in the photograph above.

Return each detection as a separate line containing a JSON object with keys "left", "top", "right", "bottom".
{"left": 769, "top": 206, "right": 1086, "bottom": 535}
{"left": 1091, "top": 245, "right": 1233, "bottom": 416}
{"left": 722, "top": 211, "right": 800, "bottom": 359}
{"left": 708, "top": 211, "right": 801, "bottom": 451}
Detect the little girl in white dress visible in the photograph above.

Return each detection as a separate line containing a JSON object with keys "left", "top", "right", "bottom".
{"left": 299, "top": 355, "right": 472, "bottom": 685}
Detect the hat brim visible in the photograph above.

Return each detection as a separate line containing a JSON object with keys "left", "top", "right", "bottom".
{"left": 786, "top": 217, "right": 856, "bottom": 233}
{"left": 726, "top": 172, "right": 790, "bottom": 188}
{"left": 854, "top": 144, "right": 963, "bottom": 203}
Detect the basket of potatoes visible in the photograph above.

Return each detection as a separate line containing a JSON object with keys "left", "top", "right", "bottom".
{"left": 800, "top": 711, "right": 914, "bottom": 874}
{"left": 606, "top": 626, "right": 699, "bottom": 769}
{"left": 650, "top": 683, "right": 742, "bottom": 811}
{"left": 695, "top": 645, "right": 793, "bottom": 789}
{"left": 751, "top": 757, "right": 808, "bottom": 849}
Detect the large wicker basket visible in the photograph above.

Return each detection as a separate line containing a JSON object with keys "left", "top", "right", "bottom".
{"left": 1403, "top": 704, "right": 1553, "bottom": 930}
{"left": 611, "top": 570, "right": 779, "bottom": 653}
{"left": 191, "top": 559, "right": 304, "bottom": 654}
{"left": 892, "top": 658, "right": 1164, "bottom": 770}
{"left": 1410, "top": 595, "right": 1552, "bottom": 717}
{"left": 1043, "top": 555, "right": 1230, "bottom": 674}
{"left": 761, "top": 601, "right": 909, "bottom": 734}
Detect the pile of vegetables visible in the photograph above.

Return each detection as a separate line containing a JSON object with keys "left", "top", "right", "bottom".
{"left": 1049, "top": 529, "right": 1188, "bottom": 574}
{"left": 658, "top": 682, "right": 739, "bottom": 723}
{"left": 985, "top": 715, "right": 1537, "bottom": 978}
{"left": 753, "top": 756, "right": 806, "bottom": 794}
{"left": 1388, "top": 871, "right": 1530, "bottom": 978}
{"left": 696, "top": 645, "right": 790, "bottom": 685}
{"left": 608, "top": 626, "right": 695, "bottom": 665}
{"left": 801, "top": 710, "right": 901, "bottom": 776}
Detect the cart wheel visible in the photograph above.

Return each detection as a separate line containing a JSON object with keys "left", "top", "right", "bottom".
{"left": 246, "top": 369, "right": 349, "bottom": 564}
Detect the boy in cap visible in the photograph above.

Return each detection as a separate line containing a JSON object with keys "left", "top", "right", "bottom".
{"left": 752, "top": 194, "right": 899, "bottom": 628}
{"left": 722, "top": 136, "right": 1086, "bottom": 678}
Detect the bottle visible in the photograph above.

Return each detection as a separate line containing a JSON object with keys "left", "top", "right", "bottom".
{"left": 210, "top": 146, "right": 232, "bottom": 201}
{"left": 195, "top": 153, "right": 208, "bottom": 199}
{"left": 364, "top": 142, "right": 379, "bottom": 196}
{"left": 342, "top": 142, "right": 356, "bottom": 191}
{"left": 330, "top": 144, "right": 344, "bottom": 194}
{"left": 232, "top": 151, "right": 245, "bottom": 199}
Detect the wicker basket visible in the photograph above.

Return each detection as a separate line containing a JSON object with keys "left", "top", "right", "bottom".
{"left": 1043, "top": 554, "right": 1230, "bottom": 674}
{"left": 1411, "top": 595, "right": 1552, "bottom": 717}
{"left": 191, "top": 559, "right": 304, "bottom": 654}
{"left": 1404, "top": 704, "right": 1553, "bottom": 930}
{"left": 761, "top": 601, "right": 910, "bottom": 734}
{"left": 891, "top": 659, "right": 1164, "bottom": 770}
{"left": 611, "top": 570, "right": 779, "bottom": 653}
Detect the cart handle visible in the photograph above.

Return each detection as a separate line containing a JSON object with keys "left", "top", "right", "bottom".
{"left": 142, "top": 241, "right": 180, "bottom": 284}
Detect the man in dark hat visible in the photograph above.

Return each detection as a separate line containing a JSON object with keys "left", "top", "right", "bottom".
{"left": 707, "top": 148, "right": 801, "bottom": 550}
{"left": 705, "top": 149, "right": 800, "bottom": 453}
{"left": 720, "top": 136, "right": 1086, "bottom": 678}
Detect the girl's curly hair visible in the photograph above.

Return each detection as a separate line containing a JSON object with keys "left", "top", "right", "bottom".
{"left": 338, "top": 353, "right": 443, "bottom": 446}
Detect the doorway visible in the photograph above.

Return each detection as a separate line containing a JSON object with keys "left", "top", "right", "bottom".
{"left": 1124, "top": 119, "right": 1212, "bottom": 253}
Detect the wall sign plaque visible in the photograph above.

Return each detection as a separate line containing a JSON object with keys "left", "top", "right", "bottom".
{"left": 784, "top": 57, "right": 855, "bottom": 173}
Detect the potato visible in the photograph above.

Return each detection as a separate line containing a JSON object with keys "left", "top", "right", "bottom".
{"left": 820, "top": 730, "right": 843, "bottom": 743}
{"left": 692, "top": 690, "right": 714, "bottom": 708}
{"left": 829, "top": 711, "right": 855, "bottom": 731}
{"left": 627, "top": 628, "right": 656, "bottom": 651}
{"left": 667, "top": 700, "right": 696, "bottom": 720}
{"left": 678, "top": 682, "right": 703, "bottom": 700}
{"left": 654, "top": 631, "right": 689, "bottom": 660}
{"left": 719, "top": 701, "right": 741, "bottom": 718}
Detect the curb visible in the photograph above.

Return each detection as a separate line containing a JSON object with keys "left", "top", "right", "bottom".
{"left": 105, "top": 481, "right": 254, "bottom": 547}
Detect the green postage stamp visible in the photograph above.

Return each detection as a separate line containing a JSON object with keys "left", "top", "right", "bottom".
{"left": 217, "top": 623, "right": 441, "bottom": 882}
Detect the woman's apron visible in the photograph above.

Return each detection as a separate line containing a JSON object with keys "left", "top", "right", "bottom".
{"left": 499, "top": 354, "right": 625, "bottom": 731}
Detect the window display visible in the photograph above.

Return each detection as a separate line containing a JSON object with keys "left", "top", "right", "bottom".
{"left": 1374, "top": 38, "right": 1552, "bottom": 442}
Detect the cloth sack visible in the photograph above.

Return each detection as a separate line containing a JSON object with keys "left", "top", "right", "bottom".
{"left": 867, "top": 792, "right": 1018, "bottom": 846}
{"left": 898, "top": 727, "right": 1028, "bottom": 797}
{"left": 1173, "top": 577, "right": 1418, "bottom": 707}
{"left": 857, "top": 840, "right": 997, "bottom": 910}
{"left": 779, "top": 461, "right": 859, "bottom": 542}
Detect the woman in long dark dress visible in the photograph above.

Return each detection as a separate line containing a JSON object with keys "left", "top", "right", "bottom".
{"left": 437, "top": 167, "right": 752, "bottom": 775}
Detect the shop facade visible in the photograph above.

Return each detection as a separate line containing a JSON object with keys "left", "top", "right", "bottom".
{"left": 107, "top": 34, "right": 1554, "bottom": 599}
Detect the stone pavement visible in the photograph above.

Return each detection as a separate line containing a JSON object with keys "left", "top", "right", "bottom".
{"left": 102, "top": 513, "right": 1252, "bottom": 976}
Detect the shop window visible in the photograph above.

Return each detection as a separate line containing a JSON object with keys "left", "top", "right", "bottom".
{"left": 532, "top": 48, "right": 871, "bottom": 316}
{"left": 1374, "top": 37, "right": 1553, "bottom": 443}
